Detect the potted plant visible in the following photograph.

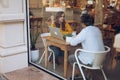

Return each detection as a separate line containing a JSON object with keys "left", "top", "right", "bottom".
{"left": 30, "top": 29, "right": 40, "bottom": 62}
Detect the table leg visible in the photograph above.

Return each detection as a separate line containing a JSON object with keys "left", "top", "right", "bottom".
{"left": 64, "top": 50, "right": 68, "bottom": 78}
{"left": 45, "top": 44, "right": 48, "bottom": 68}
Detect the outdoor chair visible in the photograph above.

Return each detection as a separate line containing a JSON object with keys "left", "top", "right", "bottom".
{"left": 72, "top": 46, "right": 110, "bottom": 80}
{"left": 38, "top": 33, "right": 56, "bottom": 70}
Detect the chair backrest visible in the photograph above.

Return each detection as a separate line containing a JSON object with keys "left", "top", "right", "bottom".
{"left": 75, "top": 46, "right": 110, "bottom": 68}
{"left": 93, "top": 46, "right": 110, "bottom": 67}
{"left": 40, "top": 33, "right": 51, "bottom": 47}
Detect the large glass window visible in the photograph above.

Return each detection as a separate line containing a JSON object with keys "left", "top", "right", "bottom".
{"left": 29, "top": 0, "right": 118, "bottom": 79}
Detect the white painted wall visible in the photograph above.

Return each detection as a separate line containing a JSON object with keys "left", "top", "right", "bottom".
{"left": 0, "top": 0, "right": 28, "bottom": 73}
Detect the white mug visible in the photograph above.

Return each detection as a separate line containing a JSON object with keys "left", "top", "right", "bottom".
{"left": 66, "top": 36, "right": 73, "bottom": 43}
{"left": 72, "top": 31, "right": 76, "bottom": 37}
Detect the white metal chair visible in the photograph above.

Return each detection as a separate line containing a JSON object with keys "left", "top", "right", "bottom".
{"left": 38, "top": 33, "right": 56, "bottom": 70}
{"left": 72, "top": 46, "right": 110, "bottom": 80}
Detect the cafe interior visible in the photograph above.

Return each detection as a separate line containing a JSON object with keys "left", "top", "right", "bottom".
{"left": 29, "top": 0, "right": 120, "bottom": 80}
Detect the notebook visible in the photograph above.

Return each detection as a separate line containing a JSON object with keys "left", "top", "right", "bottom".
{"left": 48, "top": 26, "right": 65, "bottom": 41}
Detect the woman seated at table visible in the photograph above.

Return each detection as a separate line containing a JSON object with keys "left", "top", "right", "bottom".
{"left": 49, "top": 11, "right": 73, "bottom": 65}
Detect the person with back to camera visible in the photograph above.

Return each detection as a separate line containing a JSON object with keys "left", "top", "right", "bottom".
{"left": 68, "top": 14, "right": 105, "bottom": 79}
{"left": 49, "top": 11, "right": 73, "bottom": 65}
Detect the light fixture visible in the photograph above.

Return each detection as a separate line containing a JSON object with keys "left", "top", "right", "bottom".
{"left": 45, "top": 7, "right": 65, "bottom": 12}
{"left": 88, "top": 0, "right": 94, "bottom": 4}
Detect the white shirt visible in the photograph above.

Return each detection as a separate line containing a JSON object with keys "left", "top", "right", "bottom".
{"left": 70, "top": 26, "right": 105, "bottom": 64}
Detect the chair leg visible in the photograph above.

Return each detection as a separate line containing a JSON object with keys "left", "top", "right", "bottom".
{"left": 48, "top": 51, "right": 56, "bottom": 70}
{"left": 101, "top": 68, "right": 107, "bottom": 80}
{"left": 39, "top": 50, "right": 56, "bottom": 70}
{"left": 53, "top": 53, "right": 55, "bottom": 70}
{"left": 79, "top": 66, "right": 86, "bottom": 80}
{"left": 72, "top": 62, "right": 77, "bottom": 80}
{"left": 48, "top": 51, "right": 52, "bottom": 61}
{"left": 72, "top": 63, "right": 87, "bottom": 80}
{"left": 38, "top": 50, "right": 45, "bottom": 64}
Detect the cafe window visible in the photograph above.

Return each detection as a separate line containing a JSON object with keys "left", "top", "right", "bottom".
{"left": 28, "top": 0, "right": 120, "bottom": 79}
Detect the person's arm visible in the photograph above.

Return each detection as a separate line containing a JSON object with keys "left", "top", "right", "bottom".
{"left": 70, "top": 29, "right": 86, "bottom": 46}
{"left": 49, "top": 16, "right": 56, "bottom": 27}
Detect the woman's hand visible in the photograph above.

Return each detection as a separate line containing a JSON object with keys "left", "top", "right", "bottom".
{"left": 50, "top": 15, "right": 55, "bottom": 24}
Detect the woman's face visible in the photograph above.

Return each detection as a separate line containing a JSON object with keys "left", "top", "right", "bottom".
{"left": 59, "top": 13, "right": 65, "bottom": 23}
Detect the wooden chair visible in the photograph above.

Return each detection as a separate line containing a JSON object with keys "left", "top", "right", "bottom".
{"left": 72, "top": 46, "right": 110, "bottom": 80}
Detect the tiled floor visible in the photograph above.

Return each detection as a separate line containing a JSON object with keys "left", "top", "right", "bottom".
{"left": 4, "top": 66, "right": 59, "bottom": 80}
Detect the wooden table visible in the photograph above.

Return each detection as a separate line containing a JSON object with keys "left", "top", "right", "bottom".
{"left": 44, "top": 36, "right": 78, "bottom": 78}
